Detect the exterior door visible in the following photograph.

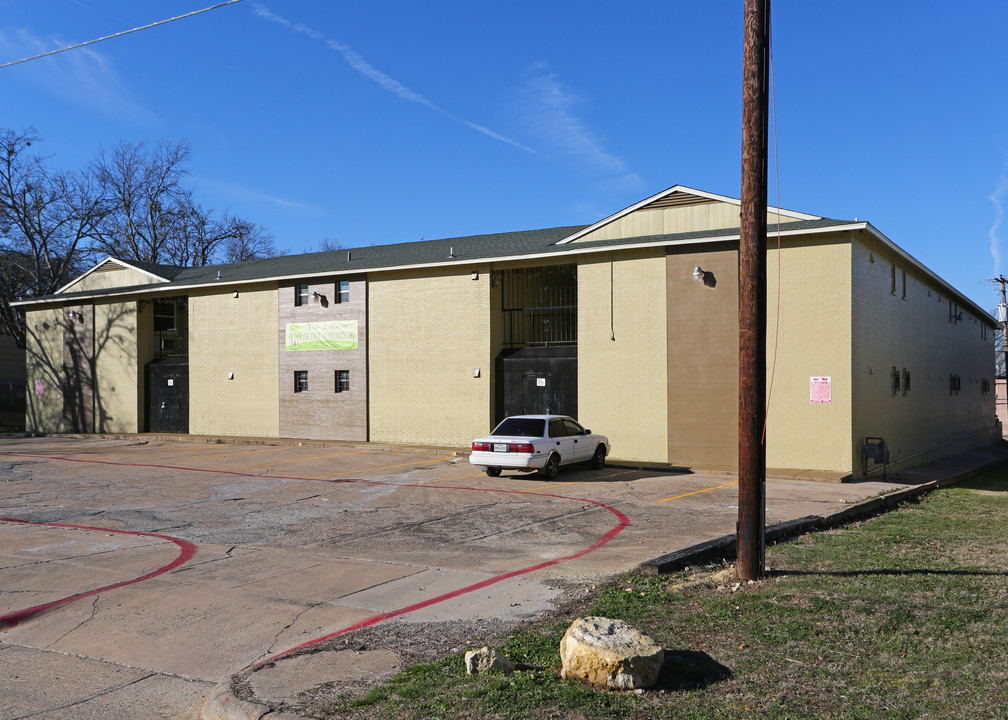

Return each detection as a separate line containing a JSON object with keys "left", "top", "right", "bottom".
{"left": 548, "top": 417, "right": 575, "bottom": 461}
{"left": 146, "top": 361, "right": 189, "bottom": 433}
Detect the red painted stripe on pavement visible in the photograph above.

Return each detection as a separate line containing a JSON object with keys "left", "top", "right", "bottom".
{"left": 1, "top": 450, "right": 630, "bottom": 666}
{"left": 253, "top": 500, "right": 629, "bottom": 666}
{"left": 0, "top": 518, "right": 198, "bottom": 630}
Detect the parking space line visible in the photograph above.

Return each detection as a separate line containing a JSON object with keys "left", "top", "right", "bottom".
{"left": 520, "top": 468, "right": 635, "bottom": 494}
{"left": 307, "top": 455, "right": 448, "bottom": 479}
{"left": 408, "top": 472, "right": 486, "bottom": 485}
{"left": 228, "top": 449, "right": 367, "bottom": 471}
{"left": 658, "top": 480, "right": 737, "bottom": 503}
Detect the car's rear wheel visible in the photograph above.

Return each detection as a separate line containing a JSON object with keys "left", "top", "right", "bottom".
{"left": 485, "top": 467, "right": 502, "bottom": 477}
{"left": 589, "top": 444, "right": 606, "bottom": 470}
{"left": 539, "top": 453, "right": 560, "bottom": 479}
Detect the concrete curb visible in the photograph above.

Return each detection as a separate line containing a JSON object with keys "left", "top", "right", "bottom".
{"left": 199, "top": 681, "right": 304, "bottom": 720}
{"left": 199, "top": 444, "right": 1008, "bottom": 720}
{"left": 640, "top": 450, "right": 1008, "bottom": 575}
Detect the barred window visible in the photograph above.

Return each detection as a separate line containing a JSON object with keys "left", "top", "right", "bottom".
{"left": 335, "top": 370, "right": 350, "bottom": 393}
{"left": 336, "top": 280, "right": 349, "bottom": 304}
{"left": 294, "top": 371, "right": 308, "bottom": 393}
{"left": 295, "top": 284, "right": 309, "bottom": 306}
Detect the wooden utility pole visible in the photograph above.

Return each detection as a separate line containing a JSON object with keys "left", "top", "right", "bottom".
{"left": 738, "top": 0, "right": 769, "bottom": 581}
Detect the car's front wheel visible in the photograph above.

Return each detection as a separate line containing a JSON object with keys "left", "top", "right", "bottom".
{"left": 589, "top": 444, "right": 606, "bottom": 470}
{"left": 539, "top": 453, "right": 560, "bottom": 479}
{"left": 485, "top": 467, "right": 502, "bottom": 477}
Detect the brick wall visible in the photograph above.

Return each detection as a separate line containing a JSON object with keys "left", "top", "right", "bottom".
{"left": 278, "top": 276, "right": 367, "bottom": 441}
{"left": 94, "top": 301, "right": 140, "bottom": 433}
{"left": 764, "top": 236, "right": 854, "bottom": 473}
{"left": 25, "top": 307, "right": 65, "bottom": 433}
{"left": 851, "top": 234, "right": 998, "bottom": 475}
{"left": 368, "top": 266, "right": 492, "bottom": 447}
{"left": 578, "top": 250, "right": 669, "bottom": 463}
{"left": 189, "top": 284, "right": 279, "bottom": 438}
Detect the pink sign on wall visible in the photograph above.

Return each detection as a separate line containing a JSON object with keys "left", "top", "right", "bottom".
{"left": 34, "top": 379, "right": 43, "bottom": 396}
{"left": 810, "top": 376, "right": 831, "bottom": 404}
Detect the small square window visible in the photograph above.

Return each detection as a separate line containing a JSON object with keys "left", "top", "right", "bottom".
{"left": 335, "top": 370, "right": 350, "bottom": 393}
{"left": 295, "top": 284, "right": 309, "bottom": 306}
{"left": 294, "top": 371, "right": 308, "bottom": 393}
{"left": 336, "top": 280, "right": 349, "bottom": 304}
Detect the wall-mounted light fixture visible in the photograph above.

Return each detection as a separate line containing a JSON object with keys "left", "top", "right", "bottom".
{"left": 68, "top": 310, "right": 84, "bottom": 323}
{"left": 692, "top": 266, "right": 717, "bottom": 288}
{"left": 312, "top": 291, "right": 320, "bottom": 302}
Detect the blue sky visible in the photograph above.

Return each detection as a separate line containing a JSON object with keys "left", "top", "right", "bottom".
{"left": 1, "top": 1, "right": 1006, "bottom": 311}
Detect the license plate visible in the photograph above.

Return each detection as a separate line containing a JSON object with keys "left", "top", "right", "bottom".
{"left": 493, "top": 443, "right": 509, "bottom": 452}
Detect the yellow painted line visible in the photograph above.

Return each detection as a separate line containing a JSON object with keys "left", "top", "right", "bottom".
{"left": 90, "top": 444, "right": 292, "bottom": 462}
{"left": 308, "top": 455, "right": 447, "bottom": 479}
{"left": 519, "top": 479, "right": 582, "bottom": 493}
{"left": 658, "top": 480, "right": 737, "bottom": 503}
{"left": 191, "top": 445, "right": 292, "bottom": 461}
{"left": 409, "top": 472, "right": 485, "bottom": 485}
{"left": 519, "top": 468, "right": 635, "bottom": 494}
{"left": 229, "top": 449, "right": 367, "bottom": 471}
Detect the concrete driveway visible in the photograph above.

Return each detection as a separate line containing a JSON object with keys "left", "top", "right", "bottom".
{"left": 0, "top": 435, "right": 906, "bottom": 719}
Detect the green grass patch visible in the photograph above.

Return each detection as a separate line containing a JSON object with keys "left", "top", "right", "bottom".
{"left": 305, "top": 469, "right": 1008, "bottom": 719}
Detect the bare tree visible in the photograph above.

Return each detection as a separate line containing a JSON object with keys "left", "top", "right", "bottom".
{"left": 221, "top": 217, "right": 280, "bottom": 263}
{"left": 90, "top": 140, "right": 192, "bottom": 265}
{"left": 315, "top": 236, "right": 344, "bottom": 252}
{"left": 1, "top": 129, "right": 280, "bottom": 348}
{"left": 92, "top": 139, "right": 279, "bottom": 267}
{"left": 0, "top": 128, "right": 103, "bottom": 347}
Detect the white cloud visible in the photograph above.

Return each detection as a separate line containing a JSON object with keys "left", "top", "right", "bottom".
{"left": 193, "top": 175, "right": 322, "bottom": 213}
{"left": 515, "top": 64, "right": 644, "bottom": 192}
{"left": 252, "top": 3, "right": 535, "bottom": 154}
{"left": 990, "top": 176, "right": 1008, "bottom": 275}
{"left": 0, "top": 27, "right": 156, "bottom": 124}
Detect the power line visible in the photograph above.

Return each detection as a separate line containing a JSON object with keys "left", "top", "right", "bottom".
{"left": 0, "top": 0, "right": 245, "bottom": 70}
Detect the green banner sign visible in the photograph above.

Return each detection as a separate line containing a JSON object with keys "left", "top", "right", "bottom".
{"left": 285, "top": 320, "right": 358, "bottom": 351}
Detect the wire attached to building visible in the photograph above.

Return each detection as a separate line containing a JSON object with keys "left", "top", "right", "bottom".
{"left": 0, "top": 0, "right": 245, "bottom": 70}
{"left": 763, "top": 20, "right": 782, "bottom": 445}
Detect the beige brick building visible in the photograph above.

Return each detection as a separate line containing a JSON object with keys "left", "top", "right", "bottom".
{"left": 15, "top": 186, "right": 999, "bottom": 479}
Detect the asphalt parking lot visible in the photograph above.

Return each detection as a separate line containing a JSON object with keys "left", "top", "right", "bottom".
{"left": 0, "top": 434, "right": 908, "bottom": 719}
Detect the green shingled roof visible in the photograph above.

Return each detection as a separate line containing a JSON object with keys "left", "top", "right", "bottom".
{"left": 19, "top": 218, "right": 857, "bottom": 305}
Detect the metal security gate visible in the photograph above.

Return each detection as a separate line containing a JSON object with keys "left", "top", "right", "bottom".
{"left": 494, "top": 265, "right": 578, "bottom": 422}
{"left": 146, "top": 360, "right": 189, "bottom": 433}
{"left": 496, "top": 346, "right": 577, "bottom": 420}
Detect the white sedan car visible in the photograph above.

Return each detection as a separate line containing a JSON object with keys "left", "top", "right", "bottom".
{"left": 469, "top": 414, "right": 610, "bottom": 479}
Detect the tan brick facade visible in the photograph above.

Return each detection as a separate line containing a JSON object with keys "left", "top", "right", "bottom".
{"left": 17, "top": 188, "right": 998, "bottom": 476}
{"left": 579, "top": 250, "right": 669, "bottom": 463}
{"left": 189, "top": 284, "right": 279, "bottom": 438}
{"left": 368, "top": 266, "right": 493, "bottom": 446}
{"left": 93, "top": 301, "right": 141, "bottom": 433}
{"left": 851, "top": 236, "right": 998, "bottom": 474}
{"left": 25, "top": 307, "right": 65, "bottom": 433}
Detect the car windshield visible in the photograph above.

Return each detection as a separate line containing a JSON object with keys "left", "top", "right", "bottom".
{"left": 491, "top": 417, "right": 546, "bottom": 437}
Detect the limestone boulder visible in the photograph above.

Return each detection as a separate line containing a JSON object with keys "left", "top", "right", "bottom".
{"left": 559, "top": 616, "right": 663, "bottom": 690}
{"left": 464, "top": 646, "right": 515, "bottom": 675}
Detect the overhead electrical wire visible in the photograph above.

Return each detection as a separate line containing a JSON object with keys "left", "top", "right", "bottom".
{"left": 764, "top": 20, "right": 782, "bottom": 445}
{"left": 0, "top": 0, "right": 245, "bottom": 70}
